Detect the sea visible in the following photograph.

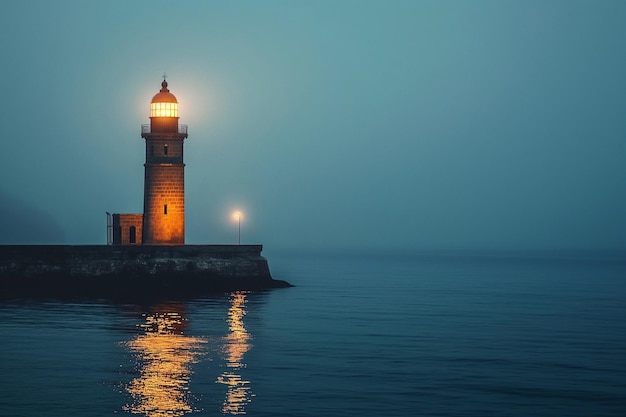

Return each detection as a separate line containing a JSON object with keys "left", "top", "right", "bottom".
{"left": 0, "top": 249, "right": 625, "bottom": 417}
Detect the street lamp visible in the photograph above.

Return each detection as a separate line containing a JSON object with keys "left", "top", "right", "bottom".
{"left": 232, "top": 211, "right": 242, "bottom": 245}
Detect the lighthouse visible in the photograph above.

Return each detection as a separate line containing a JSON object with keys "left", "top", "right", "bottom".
{"left": 141, "top": 79, "right": 188, "bottom": 244}
{"left": 108, "top": 79, "right": 188, "bottom": 245}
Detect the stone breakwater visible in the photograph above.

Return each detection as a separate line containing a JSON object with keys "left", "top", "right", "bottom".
{"left": 0, "top": 245, "right": 291, "bottom": 299}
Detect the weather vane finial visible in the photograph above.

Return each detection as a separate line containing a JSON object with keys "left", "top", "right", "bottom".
{"left": 162, "top": 72, "right": 167, "bottom": 81}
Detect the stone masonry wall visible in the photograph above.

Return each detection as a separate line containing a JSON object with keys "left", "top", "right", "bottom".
{"left": 0, "top": 245, "right": 290, "bottom": 298}
{"left": 143, "top": 164, "right": 185, "bottom": 244}
{"left": 112, "top": 214, "right": 143, "bottom": 245}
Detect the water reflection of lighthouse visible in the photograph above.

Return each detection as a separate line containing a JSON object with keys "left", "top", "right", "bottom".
{"left": 124, "top": 307, "right": 206, "bottom": 417}
{"left": 217, "top": 291, "right": 254, "bottom": 414}
{"left": 123, "top": 293, "right": 254, "bottom": 416}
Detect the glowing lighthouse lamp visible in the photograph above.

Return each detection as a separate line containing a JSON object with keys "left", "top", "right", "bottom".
{"left": 151, "top": 100, "right": 178, "bottom": 117}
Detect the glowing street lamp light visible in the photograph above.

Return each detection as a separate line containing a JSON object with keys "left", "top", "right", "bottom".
{"left": 232, "top": 211, "right": 242, "bottom": 245}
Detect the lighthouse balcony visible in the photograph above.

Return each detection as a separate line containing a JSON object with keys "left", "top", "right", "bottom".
{"left": 142, "top": 124, "right": 188, "bottom": 135}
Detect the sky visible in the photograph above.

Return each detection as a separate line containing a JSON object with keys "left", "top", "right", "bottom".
{"left": 0, "top": 0, "right": 624, "bottom": 252}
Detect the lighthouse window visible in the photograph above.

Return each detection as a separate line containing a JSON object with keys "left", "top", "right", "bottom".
{"left": 150, "top": 102, "right": 178, "bottom": 117}
{"left": 164, "top": 204, "right": 168, "bottom": 215}
{"left": 164, "top": 144, "right": 168, "bottom": 155}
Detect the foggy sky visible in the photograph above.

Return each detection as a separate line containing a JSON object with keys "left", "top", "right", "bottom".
{"left": 0, "top": 0, "right": 625, "bottom": 251}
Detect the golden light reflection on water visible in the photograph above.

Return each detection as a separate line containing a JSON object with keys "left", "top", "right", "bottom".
{"left": 217, "top": 291, "right": 254, "bottom": 415}
{"left": 124, "top": 308, "right": 206, "bottom": 417}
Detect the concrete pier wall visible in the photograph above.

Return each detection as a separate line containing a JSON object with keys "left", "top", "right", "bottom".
{"left": 0, "top": 245, "right": 290, "bottom": 299}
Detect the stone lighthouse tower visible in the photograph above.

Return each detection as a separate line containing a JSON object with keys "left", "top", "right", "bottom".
{"left": 140, "top": 79, "right": 188, "bottom": 244}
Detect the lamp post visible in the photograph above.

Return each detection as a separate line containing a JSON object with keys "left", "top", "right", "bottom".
{"left": 232, "top": 211, "right": 242, "bottom": 245}
{"left": 237, "top": 213, "right": 241, "bottom": 245}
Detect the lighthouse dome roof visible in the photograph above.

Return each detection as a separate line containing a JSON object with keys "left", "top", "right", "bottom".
{"left": 151, "top": 80, "right": 178, "bottom": 103}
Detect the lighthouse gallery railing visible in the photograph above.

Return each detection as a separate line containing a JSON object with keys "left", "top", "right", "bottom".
{"left": 141, "top": 124, "right": 188, "bottom": 135}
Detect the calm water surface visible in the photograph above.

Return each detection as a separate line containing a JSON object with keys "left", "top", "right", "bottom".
{"left": 1, "top": 250, "right": 625, "bottom": 416}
